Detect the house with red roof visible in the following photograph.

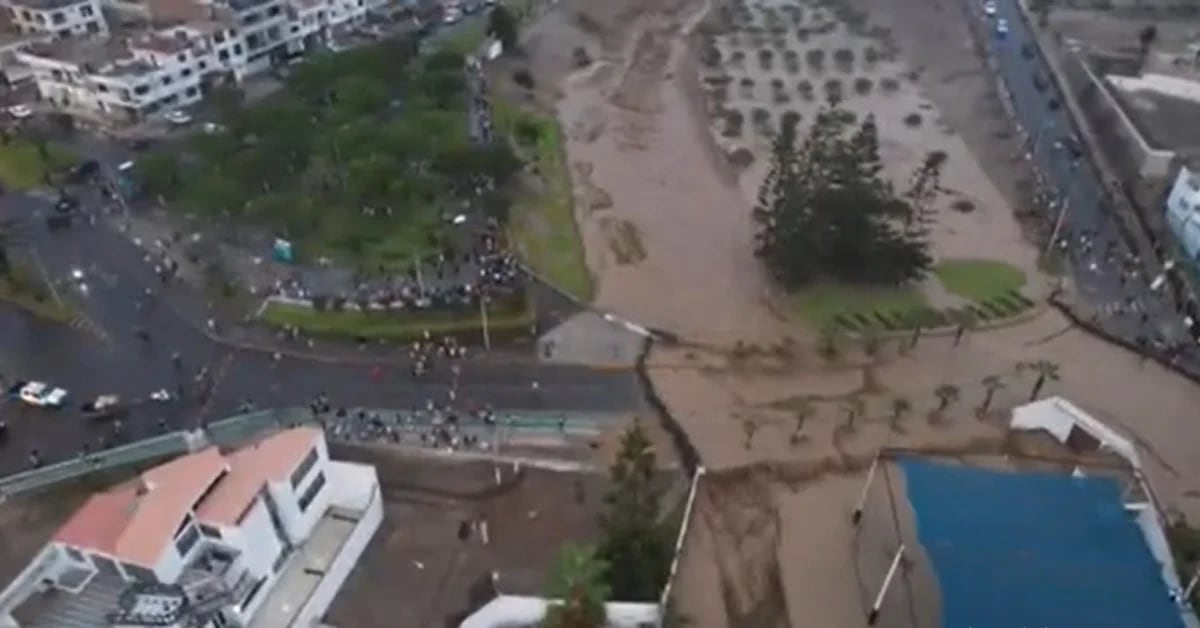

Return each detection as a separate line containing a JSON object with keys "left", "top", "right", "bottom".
{"left": 0, "top": 427, "right": 382, "bottom": 628}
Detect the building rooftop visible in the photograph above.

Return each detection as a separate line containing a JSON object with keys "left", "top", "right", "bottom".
{"left": 23, "top": 36, "right": 131, "bottom": 68}
{"left": 195, "top": 427, "right": 321, "bottom": 526}
{"left": 898, "top": 457, "right": 1191, "bottom": 628}
{"left": 1105, "top": 72, "right": 1200, "bottom": 152}
{"left": 7, "top": 0, "right": 91, "bottom": 10}
{"left": 53, "top": 428, "right": 319, "bottom": 568}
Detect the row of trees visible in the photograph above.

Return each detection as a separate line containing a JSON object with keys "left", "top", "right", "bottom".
{"left": 136, "top": 41, "right": 521, "bottom": 268}
{"left": 542, "top": 423, "right": 676, "bottom": 628}
{"left": 752, "top": 95, "right": 935, "bottom": 288}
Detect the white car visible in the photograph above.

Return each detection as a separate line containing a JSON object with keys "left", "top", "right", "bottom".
{"left": 149, "top": 389, "right": 173, "bottom": 402}
{"left": 995, "top": 18, "right": 1010, "bottom": 37}
{"left": 7, "top": 105, "right": 32, "bottom": 120}
{"left": 443, "top": 8, "right": 462, "bottom": 24}
{"left": 983, "top": 0, "right": 997, "bottom": 16}
{"left": 165, "top": 110, "right": 192, "bottom": 125}
{"left": 19, "top": 382, "right": 68, "bottom": 407}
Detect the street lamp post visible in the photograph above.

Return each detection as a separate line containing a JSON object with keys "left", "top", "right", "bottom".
{"left": 479, "top": 292, "right": 491, "bottom": 352}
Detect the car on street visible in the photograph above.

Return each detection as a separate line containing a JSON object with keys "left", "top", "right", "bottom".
{"left": 80, "top": 394, "right": 127, "bottom": 420}
{"left": 15, "top": 381, "right": 68, "bottom": 408}
{"left": 983, "top": 0, "right": 997, "bottom": 16}
{"left": 149, "top": 389, "right": 173, "bottom": 402}
{"left": 995, "top": 18, "right": 1009, "bottom": 38}
{"left": 442, "top": 7, "right": 462, "bottom": 24}
{"left": 66, "top": 159, "right": 100, "bottom": 184}
{"left": 165, "top": 110, "right": 192, "bottom": 126}
{"left": 202, "top": 121, "right": 224, "bottom": 134}
{"left": 7, "top": 105, "right": 32, "bottom": 120}
{"left": 54, "top": 194, "right": 79, "bottom": 213}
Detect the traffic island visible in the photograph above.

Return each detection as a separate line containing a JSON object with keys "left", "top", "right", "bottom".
{"left": 258, "top": 294, "right": 536, "bottom": 344}
{"left": 0, "top": 267, "right": 74, "bottom": 325}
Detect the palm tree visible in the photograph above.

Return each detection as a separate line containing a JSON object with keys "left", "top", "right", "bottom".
{"left": 889, "top": 397, "right": 911, "bottom": 431}
{"left": 978, "top": 375, "right": 1004, "bottom": 415}
{"left": 933, "top": 384, "right": 960, "bottom": 418}
{"left": 1018, "top": 360, "right": 1060, "bottom": 401}
{"left": 842, "top": 396, "right": 865, "bottom": 431}
{"left": 861, "top": 330, "right": 882, "bottom": 360}
{"left": 953, "top": 312, "right": 977, "bottom": 347}
{"left": 793, "top": 400, "right": 815, "bottom": 435}
{"left": 544, "top": 544, "right": 610, "bottom": 628}
{"left": 742, "top": 418, "right": 759, "bottom": 450}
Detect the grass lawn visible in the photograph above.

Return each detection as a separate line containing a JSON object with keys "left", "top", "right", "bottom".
{"left": 260, "top": 296, "right": 534, "bottom": 340}
{"left": 0, "top": 270, "right": 74, "bottom": 324}
{"left": 0, "top": 140, "right": 74, "bottom": 190}
{"left": 788, "top": 282, "right": 928, "bottom": 331}
{"left": 933, "top": 259, "right": 1027, "bottom": 302}
{"left": 496, "top": 98, "right": 594, "bottom": 302}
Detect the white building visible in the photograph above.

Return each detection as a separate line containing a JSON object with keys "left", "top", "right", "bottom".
{"left": 1166, "top": 164, "right": 1200, "bottom": 269}
{"left": 3, "top": 0, "right": 107, "bottom": 39}
{"left": 0, "top": 427, "right": 382, "bottom": 628}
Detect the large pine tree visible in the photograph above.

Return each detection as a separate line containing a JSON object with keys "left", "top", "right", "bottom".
{"left": 753, "top": 97, "right": 932, "bottom": 287}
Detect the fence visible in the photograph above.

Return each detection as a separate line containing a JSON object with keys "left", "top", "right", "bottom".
{"left": 0, "top": 431, "right": 192, "bottom": 501}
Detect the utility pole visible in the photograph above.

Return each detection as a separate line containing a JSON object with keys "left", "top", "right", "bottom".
{"left": 1045, "top": 196, "right": 1071, "bottom": 256}
{"left": 414, "top": 254, "right": 425, "bottom": 292}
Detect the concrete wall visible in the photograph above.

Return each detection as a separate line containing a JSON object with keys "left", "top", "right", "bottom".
{"left": 233, "top": 498, "right": 286, "bottom": 577}
{"left": 293, "top": 477, "right": 382, "bottom": 627}
{"left": 268, "top": 435, "right": 331, "bottom": 544}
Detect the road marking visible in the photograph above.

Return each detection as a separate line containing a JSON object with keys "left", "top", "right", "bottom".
{"left": 68, "top": 314, "right": 112, "bottom": 344}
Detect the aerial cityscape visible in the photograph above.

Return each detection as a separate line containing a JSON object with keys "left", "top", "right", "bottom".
{"left": 0, "top": 0, "right": 1195, "bottom": 625}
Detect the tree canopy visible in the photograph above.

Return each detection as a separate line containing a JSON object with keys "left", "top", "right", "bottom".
{"left": 544, "top": 544, "right": 609, "bottom": 628}
{"left": 752, "top": 96, "right": 932, "bottom": 287}
{"left": 597, "top": 421, "right": 673, "bottom": 602}
{"left": 136, "top": 38, "right": 518, "bottom": 270}
{"left": 487, "top": 5, "right": 519, "bottom": 52}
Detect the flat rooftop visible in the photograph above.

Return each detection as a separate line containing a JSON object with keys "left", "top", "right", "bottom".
{"left": 1106, "top": 73, "right": 1200, "bottom": 151}
{"left": 898, "top": 456, "right": 1190, "bottom": 628}
{"left": 23, "top": 36, "right": 132, "bottom": 68}
{"left": 251, "top": 510, "right": 359, "bottom": 628}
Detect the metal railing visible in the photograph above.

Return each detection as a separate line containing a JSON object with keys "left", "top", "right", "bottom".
{"left": 205, "top": 407, "right": 311, "bottom": 447}
{"left": 0, "top": 431, "right": 192, "bottom": 500}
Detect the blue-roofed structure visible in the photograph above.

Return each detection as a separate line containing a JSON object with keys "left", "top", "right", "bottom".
{"left": 899, "top": 457, "right": 1189, "bottom": 628}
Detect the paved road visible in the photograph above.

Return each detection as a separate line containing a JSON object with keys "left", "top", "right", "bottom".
{"left": 0, "top": 186, "right": 639, "bottom": 472}
{"left": 977, "top": 0, "right": 1195, "bottom": 361}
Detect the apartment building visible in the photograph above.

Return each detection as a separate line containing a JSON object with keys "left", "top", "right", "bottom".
{"left": 0, "top": 427, "right": 382, "bottom": 628}
{"left": 4, "top": 0, "right": 107, "bottom": 38}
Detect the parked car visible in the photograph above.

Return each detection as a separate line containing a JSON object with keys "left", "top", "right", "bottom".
{"left": 54, "top": 194, "right": 79, "bottom": 213}
{"left": 16, "top": 381, "right": 68, "bottom": 407}
{"left": 983, "top": 0, "right": 997, "bottom": 16}
{"left": 995, "top": 18, "right": 1010, "bottom": 38}
{"left": 66, "top": 159, "right": 100, "bottom": 184}
{"left": 7, "top": 104, "right": 32, "bottom": 120}
{"left": 81, "top": 394, "right": 127, "bottom": 420}
{"left": 165, "top": 110, "right": 192, "bottom": 126}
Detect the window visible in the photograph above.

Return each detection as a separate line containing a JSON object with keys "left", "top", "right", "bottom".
{"left": 198, "top": 61, "right": 207, "bottom": 70}
{"left": 51, "top": 11, "right": 64, "bottom": 24}
{"left": 85, "top": 20, "right": 99, "bottom": 33}
{"left": 233, "top": 43, "right": 243, "bottom": 55}
{"left": 290, "top": 24, "right": 298, "bottom": 33}
{"left": 214, "top": 32, "right": 225, "bottom": 44}
{"left": 177, "top": 53, "right": 186, "bottom": 62}
{"left": 133, "top": 84, "right": 149, "bottom": 95}
{"left": 267, "top": 5, "right": 281, "bottom": 16}
{"left": 162, "top": 75, "right": 172, "bottom": 86}
{"left": 57, "top": 28, "right": 69, "bottom": 38}
{"left": 64, "top": 547, "right": 85, "bottom": 562}
{"left": 174, "top": 524, "right": 200, "bottom": 556}
{"left": 241, "top": 577, "right": 267, "bottom": 609}
{"left": 79, "top": 4, "right": 93, "bottom": 16}
{"left": 218, "top": 49, "right": 229, "bottom": 61}
{"left": 185, "top": 86, "right": 197, "bottom": 97}
{"left": 122, "top": 563, "right": 158, "bottom": 582}
{"left": 50, "top": 69, "right": 63, "bottom": 81}
{"left": 181, "top": 68, "right": 192, "bottom": 77}
{"left": 290, "top": 448, "right": 318, "bottom": 488}
{"left": 297, "top": 471, "right": 325, "bottom": 512}
{"left": 96, "top": 83, "right": 108, "bottom": 92}
{"left": 21, "top": 10, "right": 31, "bottom": 20}
{"left": 199, "top": 523, "right": 222, "bottom": 539}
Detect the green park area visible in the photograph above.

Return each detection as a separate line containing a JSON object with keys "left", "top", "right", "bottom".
{"left": 494, "top": 98, "right": 594, "bottom": 301}
{"left": 137, "top": 40, "right": 521, "bottom": 273}
{"left": 0, "top": 139, "right": 75, "bottom": 190}
{"left": 933, "top": 258, "right": 1026, "bottom": 303}
{"left": 260, "top": 294, "right": 533, "bottom": 340}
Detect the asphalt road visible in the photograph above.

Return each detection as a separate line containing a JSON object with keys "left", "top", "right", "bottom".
{"left": 978, "top": 0, "right": 1194, "bottom": 357}
{"left": 0, "top": 186, "right": 639, "bottom": 473}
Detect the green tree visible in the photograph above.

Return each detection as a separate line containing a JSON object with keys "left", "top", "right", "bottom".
{"left": 1018, "top": 360, "right": 1060, "bottom": 401}
{"left": 488, "top": 5, "right": 520, "bottom": 52}
{"left": 135, "top": 153, "right": 182, "bottom": 198}
{"left": 934, "top": 384, "right": 960, "bottom": 413}
{"left": 752, "top": 96, "right": 931, "bottom": 287}
{"left": 978, "top": 375, "right": 1004, "bottom": 415}
{"left": 544, "top": 544, "right": 609, "bottom": 628}
{"left": 597, "top": 422, "right": 672, "bottom": 602}
{"left": 0, "top": 218, "right": 23, "bottom": 277}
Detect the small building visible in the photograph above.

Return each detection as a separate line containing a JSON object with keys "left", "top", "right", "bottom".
{"left": 1165, "top": 165, "right": 1200, "bottom": 272}
{"left": 3, "top": 0, "right": 107, "bottom": 39}
{"left": 0, "top": 426, "right": 382, "bottom": 628}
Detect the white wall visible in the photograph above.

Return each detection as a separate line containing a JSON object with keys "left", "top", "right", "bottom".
{"left": 1009, "top": 396, "right": 1141, "bottom": 468}
{"left": 230, "top": 498, "right": 285, "bottom": 578}
{"left": 270, "top": 437, "right": 330, "bottom": 544}
{"left": 292, "top": 481, "right": 382, "bottom": 627}
{"left": 9, "top": 0, "right": 107, "bottom": 37}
